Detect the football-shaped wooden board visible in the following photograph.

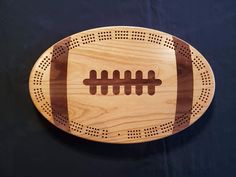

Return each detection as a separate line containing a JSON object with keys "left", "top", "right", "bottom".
{"left": 29, "top": 26, "right": 215, "bottom": 143}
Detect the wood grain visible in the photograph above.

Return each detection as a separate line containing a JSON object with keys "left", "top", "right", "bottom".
{"left": 29, "top": 26, "right": 215, "bottom": 143}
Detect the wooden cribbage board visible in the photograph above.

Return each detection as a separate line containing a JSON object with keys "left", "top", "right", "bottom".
{"left": 29, "top": 26, "right": 215, "bottom": 143}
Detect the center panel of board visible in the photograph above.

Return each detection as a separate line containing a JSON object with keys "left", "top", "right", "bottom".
{"left": 66, "top": 38, "right": 178, "bottom": 142}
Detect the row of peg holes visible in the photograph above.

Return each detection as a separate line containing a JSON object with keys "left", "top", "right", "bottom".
{"left": 40, "top": 102, "right": 69, "bottom": 126}
{"left": 33, "top": 71, "right": 44, "bottom": 85}
{"left": 164, "top": 38, "right": 192, "bottom": 58}
{"left": 70, "top": 121, "right": 83, "bottom": 133}
{"left": 70, "top": 121, "right": 108, "bottom": 138}
{"left": 98, "top": 31, "right": 112, "bottom": 41}
{"left": 163, "top": 38, "right": 179, "bottom": 50}
{"left": 127, "top": 129, "right": 141, "bottom": 139}
{"left": 201, "top": 71, "right": 211, "bottom": 86}
{"left": 148, "top": 33, "right": 162, "bottom": 44}
{"left": 33, "top": 88, "right": 45, "bottom": 102}
{"left": 160, "top": 121, "right": 173, "bottom": 133}
{"left": 101, "top": 129, "right": 108, "bottom": 138}
{"left": 192, "top": 56, "right": 205, "bottom": 71}
{"left": 199, "top": 88, "right": 211, "bottom": 103}
{"left": 67, "top": 38, "right": 80, "bottom": 50}
{"left": 174, "top": 113, "right": 190, "bottom": 128}
{"left": 144, "top": 126, "right": 159, "bottom": 137}
{"left": 178, "top": 46, "right": 192, "bottom": 59}
{"left": 85, "top": 126, "right": 107, "bottom": 138}
{"left": 115, "top": 30, "right": 129, "bottom": 39}
{"left": 52, "top": 108, "right": 69, "bottom": 126}
{"left": 38, "top": 56, "right": 51, "bottom": 71}
{"left": 85, "top": 130, "right": 99, "bottom": 137}
{"left": 191, "top": 102, "right": 204, "bottom": 117}
{"left": 173, "top": 102, "right": 204, "bottom": 128}
{"left": 127, "top": 121, "right": 174, "bottom": 139}
{"left": 40, "top": 102, "right": 52, "bottom": 117}
{"left": 51, "top": 45, "right": 65, "bottom": 59}
{"left": 131, "top": 31, "right": 146, "bottom": 40}
{"left": 81, "top": 34, "right": 95, "bottom": 44}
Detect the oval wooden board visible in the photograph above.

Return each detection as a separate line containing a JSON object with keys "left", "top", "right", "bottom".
{"left": 29, "top": 26, "right": 215, "bottom": 144}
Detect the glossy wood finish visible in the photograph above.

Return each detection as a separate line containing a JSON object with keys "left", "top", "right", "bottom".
{"left": 29, "top": 26, "right": 215, "bottom": 143}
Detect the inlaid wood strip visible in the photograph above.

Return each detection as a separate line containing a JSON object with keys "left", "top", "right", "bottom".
{"left": 50, "top": 37, "right": 71, "bottom": 131}
{"left": 173, "top": 37, "right": 194, "bottom": 133}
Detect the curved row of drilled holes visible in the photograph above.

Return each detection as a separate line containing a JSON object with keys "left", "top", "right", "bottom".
{"left": 84, "top": 126, "right": 109, "bottom": 138}
{"left": 115, "top": 30, "right": 128, "bottom": 39}
{"left": 70, "top": 121, "right": 83, "bottom": 133}
{"left": 173, "top": 113, "right": 190, "bottom": 128}
{"left": 131, "top": 31, "right": 146, "bottom": 40}
{"left": 163, "top": 38, "right": 178, "bottom": 49}
{"left": 160, "top": 121, "right": 173, "bottom": 133}
{"left": 191, "top": 102, "right": 204, "bottom": 117}
{"left": 54, "top": 117, "right": 66, "bottom": 126}
{"left": 33, "top": 88, "right": 45, "bottom": 102}
{"left": 40, "top": 102, "right": 69, "bottom": 126}
{"left": 40, "top": 102, "right": 52, "bottom": 117}
{"left": 68, "top": 38, "right": 80, "bottom": 50}
{"left": 51, "top": 45, "right": 65, "bottom": 59}
{"left": 192, "top": 56, "right": 205, "bottom": 71}
{"left": 173, "top": 102, "right": 204, "bottom": 127}
{"left": 81, "top": 34, "right": 95, "bottom": 44}
{"left": 33, "top": 71, "right": 44, "bottom": 85}
{"left": 164, "top": 45, "right": 192, "bottom": 59}
{"left": 101, "top": 130, "right": 108, "bottom": 138}
{"left": 70, "top": 122, "right": 109, "bottom": 138}
{"left": 200, "top": 71, "right": 211, "bottom": 86}
{"left": 52, "top": 110, "right": 68, "bottom": 126}
{"left": 127, "top": 129, "right": 141, "bottom": 139}
{"left": 98, "top": 31, "right": 112, "bottom": 41}
{"left": 128, "top": 121, "right": 175, "bottom": 139}
{"left": 164, "top": 38, "right": 194, "bottom": 58}
{"left": 38, "top": 56, "right": 51, "bottom": 71}
{"left": 199, "top": 88, "right": 211, "bottom": 103}
{"left": 60, "top": 39, "right": 80, "bottom": 50}
{"left": 144, "top": 126, "right": 159, "bottom": 137}
{"left": 148, "top": 33, "right": 162, "bottom": 44}
{"left": 85, "top": 130, "right": 99, "bottom": 137}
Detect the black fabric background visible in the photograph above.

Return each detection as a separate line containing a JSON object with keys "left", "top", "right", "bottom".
{"left": 1, "top": 0, "right": 236, "bottom": 177}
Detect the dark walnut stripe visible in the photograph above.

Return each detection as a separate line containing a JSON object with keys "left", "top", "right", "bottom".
{"left": 50, "top": 37, "right": 71, "bottom": 132}
{"left": 172, "top": 37, "right": 194, "bottom": 134}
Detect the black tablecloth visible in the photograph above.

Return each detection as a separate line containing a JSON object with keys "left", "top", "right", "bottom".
{"left": 1, "top": 0, "right": 236, "bottom": 177}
